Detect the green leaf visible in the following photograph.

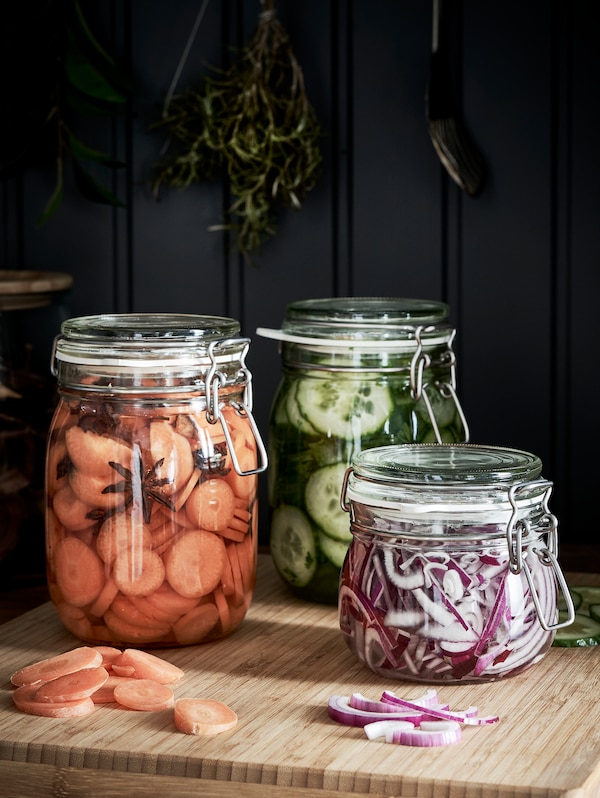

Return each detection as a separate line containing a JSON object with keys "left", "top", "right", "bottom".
{"left": 67, "top": 131, "right": 125, "bottom": 168}
{"left": 66, "top": 86, "right": 125, "bottom": 118}
{"left": 72, "top": 159, "right": 125, "bottom": 207}
{"left": 70, "top": 3, "right": 136, "bottom": 97}
{"left": 65, "top": 32, "right": 127, "bottom": 104}
{"left": 73, "top": 0, "right": 116, "bottom": 67}
{"left": 38, "top": 176, "right": 64, "bottom": 225}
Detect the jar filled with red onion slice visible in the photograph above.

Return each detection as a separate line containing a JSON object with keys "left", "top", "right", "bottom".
{"left": 339, "top": 444, "right": 575, "bottom": 683}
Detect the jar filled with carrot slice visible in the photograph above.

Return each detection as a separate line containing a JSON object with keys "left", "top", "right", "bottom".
{"left": 46, "top": 313, "right": 267, "bottom": 647}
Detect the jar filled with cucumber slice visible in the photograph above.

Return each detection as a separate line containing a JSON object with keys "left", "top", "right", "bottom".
{"left": 257, "top": 297, "right": 470, "bottom": 604}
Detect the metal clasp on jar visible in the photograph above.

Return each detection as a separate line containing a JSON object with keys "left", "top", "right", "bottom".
{"left": 205, "top": 338, "right": 268, "bottom": 476}
{"left": 409, "top": 325, "right": 470, "bottom": 443}
{"left": 506, "top": 480, "right": 575, "bottom": 631}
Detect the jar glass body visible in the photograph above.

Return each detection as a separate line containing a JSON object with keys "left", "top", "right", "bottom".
{"left": 339, "top": 444, "right": 571, "bottom": 683}
{"left": 262, "top": 298, "right": 468, "bottom": 604}
{"left": 45, "top": 313, "right": 266, "bottom": 647}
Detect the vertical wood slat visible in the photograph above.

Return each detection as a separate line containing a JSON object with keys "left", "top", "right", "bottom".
{"left": 550, "top": 0, "right": 573, "bottom": 536}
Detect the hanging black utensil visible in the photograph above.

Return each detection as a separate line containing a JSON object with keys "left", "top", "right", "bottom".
{"left": 426, "top": 0, "right": 485, "bottom": 196}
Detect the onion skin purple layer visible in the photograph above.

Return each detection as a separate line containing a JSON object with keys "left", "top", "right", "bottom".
{"left": 339, "top": 533, "right": 557, "bottom": 683}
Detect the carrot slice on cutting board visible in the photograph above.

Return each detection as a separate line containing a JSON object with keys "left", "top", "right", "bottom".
{"left": 92, "top": 646, "right": 123, "bottom": 669}
{"left": 12, "top": 685, "right": 96, "bottom": 718}
{"left": 10, "top": 646, "right": 103, "bottom": 687}
{"left": 111, "top": 649, "right": 185, "bottom": 684}
{"left": 174, "top": 698, "right": 238, "bottom": 736}
{"left": 91, "top": 674, "right": 137, "bottom": 704}
{"left": 33, "top": 666, "right": 109, "bottom": 703}
{"left": 113, "top": 679, "right": 175, "bottom": 711}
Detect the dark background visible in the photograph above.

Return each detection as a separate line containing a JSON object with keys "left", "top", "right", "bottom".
{"left": 1, "top": 1, "right": 598, "bottom": 561}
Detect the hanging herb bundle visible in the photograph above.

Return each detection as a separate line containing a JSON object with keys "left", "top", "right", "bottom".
{"left": 151, "top": 0, "right": 323, "bottom": 259}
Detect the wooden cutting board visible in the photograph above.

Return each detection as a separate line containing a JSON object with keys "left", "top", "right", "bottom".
{"left": 1, "top": 556, "right": 599, "bottom": 798}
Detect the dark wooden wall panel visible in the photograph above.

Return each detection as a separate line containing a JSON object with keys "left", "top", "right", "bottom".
{"left": 352, "top": 2, "right": 443, "bottom": 299}
{"left": 459, "top": 1, "right": 553, "bottom": 465}
{"left": 1, "top": 0, "right": 598, "bottom": 555}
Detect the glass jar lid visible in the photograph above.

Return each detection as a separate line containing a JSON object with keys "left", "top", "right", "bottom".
{"left": 60, "top": 313, "right": 239, "bottom": 343}
{"left": 257, "top": 296, "right": 451, "bottom": 349}
{"left": 351, "top": 444, "right": 542, "bottom": 485}
{"left": 343, "top": 444, "right": 547, "bottom": 522}
{"left": 54, "top": 313, "right": 244, "bottom": 371}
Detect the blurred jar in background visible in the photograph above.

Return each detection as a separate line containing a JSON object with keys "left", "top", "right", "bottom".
{"left": 0, "top": 270, "right": 72, "bottom": 573}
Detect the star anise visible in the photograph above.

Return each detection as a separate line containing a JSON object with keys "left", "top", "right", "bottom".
{"left": 101, "top": 443, "right": 175, "bottom": 523}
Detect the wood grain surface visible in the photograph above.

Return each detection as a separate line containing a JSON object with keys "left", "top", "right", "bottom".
{"left": 1, "top": 556, "right": 599, "bottom": 798}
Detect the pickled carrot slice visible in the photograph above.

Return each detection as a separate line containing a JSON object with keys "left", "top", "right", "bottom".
{"left": 113, "top": 679, "right": 175, "bottom": 711}
{"left": 10, "top": 647, "right": 103, "bottom": 687}
{"left": 165, "top": 529, "right": 227, "bottom": 598}
{"left": 185, "top": 479, "right": 235, "bottom": 532}
{"left": 149, "top": 420, "right": 195, "bottom": 497}
{"left": 69, "top": 470, "right": 126, "bottom": 510}
{"left": 96, "top": 511, "right": 153, "bottom": 564}
{"left": 65, "top": 426, "right": 133, "bottom": 481}
{"left": 174, "top": 698, "right": 238, "bottom": 736}
{"left": 173, "top": 603, "right": 220, "bottom": 645}
{"left": 220, "top": 547, "right": 235, "bottom": 597}
{"left": 52, "top": 483, "right": 96, "bottom": 531}
{"left": 212, "top": 587, "right": 231, "bottom": 633}
{"left": 218, "top": 527, "right": 245, "bottom": 543}
{"left": 54, "top": 537, "right": 105, "bottom": 607}
{"left": 12, "top": 684, "right": 96, "bottom": 718}
{"left": 142, "top": 581, "right": 200, "bottom": 620}
{"left": 55, "top": 601, "right": 96, "bottom": 641}
{"left": 91, "top": 674, "right": 137, "bottom": 704}
{"left": 33, "top": 666, "right": 109, "bottom": 703}
{"left": 226, "top": 542, "right": 245, "bottom": 607}
{"left": 228, "top": 514, "right": 250, "bottom": 533}
{"left": 112, "top": 547, "right": 166, "bottom": 597}
{"left": 236, "top": 532, "right": 256, "bottom": 595}
{"left": 104, "top": 606, "right": 171, "bottom": 644}
{"left": 224, "top": 447, "right": 257, "bottom": 504}
{"left": 112, "top": 649, "right": 185, "bottom": 684}
{"left": 91, "top": 646, "right": 123, "bottom": 669}
{"left": 89, "top": 577, "right": 119, "bottom": 618}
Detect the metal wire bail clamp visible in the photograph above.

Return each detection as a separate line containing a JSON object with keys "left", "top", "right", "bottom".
{"left": 204, "top": 338, "right": 268, "bottom": 476}
{"left": 506, "top": 480, "right": 574, "bottom": 631}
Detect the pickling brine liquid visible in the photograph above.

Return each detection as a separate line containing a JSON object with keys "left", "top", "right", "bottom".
{"left": 339, "top": 444, "right": 574, "bottom": 683}
{"left": 260, "top": 297, "right": 469, "bottom": 605}
{"left": 340, "top": 528, "right": 556, "bottom": 682}
{"left": 46, "top": 313, "right": 267, "bottom": 647}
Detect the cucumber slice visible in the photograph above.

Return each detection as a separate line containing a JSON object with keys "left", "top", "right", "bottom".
{"left": 305, "top": 462, "right": 351, "bottom": 542}
{"left": 318, "top": 529, "right": 350, "bottom": 569}
{"left": 590, "top": 604, "right": 600, "bottom": 624}
{"left": 559, "top": 588, "right": 582, "bottom": 614}
{"left": 553, "top": 612, "right": 600, "bottom": 647}
{"left": 568, "top": 586, "right": 600, "bottom": 609}
{"left": 296, "top": 377, "right": 392, "bottom": 437}
{"left": 270, "top": 505, "right": 317, "bottom": 588}
{"left": 286, "top": 383, "right": 319, "bottom": 435}
{"left": 415, "top": 384, "right": 457, "bottom": 428}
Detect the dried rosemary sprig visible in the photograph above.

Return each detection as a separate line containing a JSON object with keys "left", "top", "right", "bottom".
{"left": 151, "top": 0, "right": 323, "bottom": 259}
